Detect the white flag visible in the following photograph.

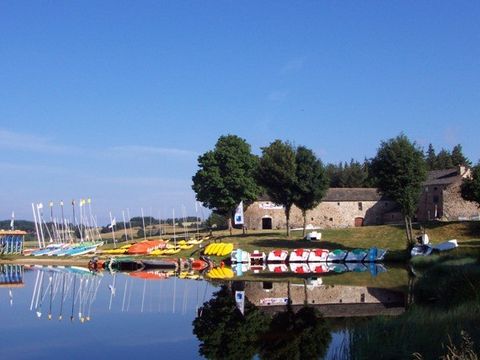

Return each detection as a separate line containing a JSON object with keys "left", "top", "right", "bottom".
{"left": 234, "top": 201, "right": 244, "bottom": 225}
{"left": 108, "top": 218, "right": 117, "bottom": 229}
{"left": 10, "top": 211, "right": 14, "bottom": 229}
{"left": 37, "top": 203, "right": 43, "bottom": 210}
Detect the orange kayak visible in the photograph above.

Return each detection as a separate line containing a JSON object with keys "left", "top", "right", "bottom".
{"left": 126, "top": 240, "right": 166, "bottom": 255}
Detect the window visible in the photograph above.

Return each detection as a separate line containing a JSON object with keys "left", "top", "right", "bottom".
{"left": 329, "top": 217, "right": 333, "bottom": 222}
{"left": 433, "top": 195, "right": 439, "bottom": 204}
{"left": 358, "top": 202, "right": 363, "bottom": 211}
{"left": 337, "top": 202, "right": 340, "bottom": 206}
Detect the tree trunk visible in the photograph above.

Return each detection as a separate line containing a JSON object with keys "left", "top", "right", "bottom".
{"left": 302, "top": 210, "right": 307, "bottom": 238}
{"left": 404, "top": 215, "right": 411, "bottom": 247}
{"left": 285, "top": 206, "right": 291, "bottom": 237}
{"left": 228, "top": 216, "right": 232, "bottom": 236}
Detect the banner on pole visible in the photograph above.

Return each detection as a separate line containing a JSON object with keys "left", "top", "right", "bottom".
{"left": 234, "top": 201, "right": 244, "bottom": 225}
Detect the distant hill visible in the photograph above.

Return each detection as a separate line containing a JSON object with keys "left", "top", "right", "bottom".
{"left": 0, "top": 220, "right": 36, "bottom": 232}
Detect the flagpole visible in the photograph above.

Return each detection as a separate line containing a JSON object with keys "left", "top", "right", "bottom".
{"left": 109, "top": 211, "right": 116, "bottom": 248}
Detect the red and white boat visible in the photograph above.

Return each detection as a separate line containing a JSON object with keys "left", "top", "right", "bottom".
{"left": 307, "top": 249, "right": 329, "bottom": 262}
{"left": 288, "top": 249, "right": 310, "bottom": 262}
{"left": 250, "top": 250, "right": 266, "bottom": 263}
{"left": 266, "top": 249, "right": 289, "bottom": 263}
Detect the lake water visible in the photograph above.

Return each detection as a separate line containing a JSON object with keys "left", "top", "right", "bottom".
{"left": 0, "top": 264, "right": 408, "bottom": 359}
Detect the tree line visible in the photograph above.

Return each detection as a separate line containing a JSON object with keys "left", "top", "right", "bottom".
{"left": 325, "top": 143, "right": 471, "bottom": 188}
{"left": 192, "top": 134, "right": 480, "bottom": 247}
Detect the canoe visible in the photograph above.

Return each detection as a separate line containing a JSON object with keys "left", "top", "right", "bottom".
{"left": 345, "top": 249, "right": 368, "bottom": 262}
{"left": 326, "top": 249, "right": 348, "bottom": 262}
{"left": 127, "top": 240, "right": 166, "bottom": 255}
{"left": 266, "top": 249, "right": 289, "bottom": 263}
{"left": 289, "top": 249, "right": 310, "bottom": 262}
{"left": 365, "top": 247, "right": 388, "bottom": 262}
{"left": 191, "top": 259, "right": 209, "bottom": 271}
{"left": 219, "top": 243, "right": 233, "bottom": 256}
{"left": 307, "top": 249, "right": 329, "bottom": 262}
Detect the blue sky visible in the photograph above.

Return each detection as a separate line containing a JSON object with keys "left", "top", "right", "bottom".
{"left": 1, "top": 1, "right": 479, "bottom": 223}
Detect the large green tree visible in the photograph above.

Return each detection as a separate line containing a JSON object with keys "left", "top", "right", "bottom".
{"left": 256, "top": 140, "right": 297, "bottom": 236}
{"left": 294, "top": 146, "right": 329, "bottom": 236}
{"left": 451, "top": 144, "right": 471, "bottom": 167}
{"left": 461, "top": 163, "right": 480, "bottom": 208}
{"left": 371, "top": 134, "right": 427, "bottom": 246}
{"left": 192, "top": 135, "right": 261, "bottom": 234}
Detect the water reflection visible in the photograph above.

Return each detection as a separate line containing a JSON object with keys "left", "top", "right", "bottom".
{"left": 1, "top": 264, "right": 409, "bottom": 359}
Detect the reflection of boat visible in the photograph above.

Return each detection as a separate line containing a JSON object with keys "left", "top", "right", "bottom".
{"left": 142, "top": 259, "right": 178, "bottom": 270}
{"left": 289, "top": 249, "right": 310, "bottom": 262}
{"left": 191, "top": 259, "right": 209, "bottom": 271}
{"left": 308, "top": 263, "right": 329, "bottom": 273}
{"left": 308, "top": 249, "right": 329, "bottom": 262}
{"left": 289, "top": 263, "right": 310, "bottom": 274}
{"left": 129, "top": 270, "right": 170, "bottom": 280}
{"left": 104, "top": 258, "right": 145, "bottom": 272}
{"left": 326, "top": 263, "right": 348, "bottom": 273}
{"left": 267, "top": 249, "right": 289, "bottom": 263}
{"left": 346, "top": 262, "right": 368, "bottom": 272}
{"left": 250, "top": 250, "right": 266, "bottom": 263}
{"left": 326, "top": 249, "right": 348, "bottom": 262}
{"left": 345, "top": 249, "right": 367, "bottom": 262}
{"left": 267, "top": 264, "right": 289, "bottom": 273}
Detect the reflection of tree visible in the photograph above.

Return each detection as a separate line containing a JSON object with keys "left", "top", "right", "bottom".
{"left": 193, "top": 285, "right": 269, "bottom": 360}
{"left": 259, "top": 306, "right": 331, "bottom": 360}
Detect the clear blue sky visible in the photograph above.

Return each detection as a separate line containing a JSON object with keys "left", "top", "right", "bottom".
{"left": 1, "top": 1, "right": 479, "bottom": 223}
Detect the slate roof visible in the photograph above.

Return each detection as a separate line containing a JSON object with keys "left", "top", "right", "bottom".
{"left": 258, "top": 188, "right": 388, "bottom": 202}
{"left": 424, "top": 168, "right": 463, "bottom": 186}
{"left": 323, "top": 188, "right": 387, "bottom": 202}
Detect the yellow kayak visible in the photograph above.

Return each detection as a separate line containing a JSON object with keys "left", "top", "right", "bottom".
{"left": 163, "top": 248, "right": 181, "bottom": 255}
{"left": 219, "top": 243, "right": 234, "bottom": 256}
{"left": 150, "top": 249, "right": 165, "bottom": 256}
{"left": 179, "top": 243, "right": 194, "bottom": 250}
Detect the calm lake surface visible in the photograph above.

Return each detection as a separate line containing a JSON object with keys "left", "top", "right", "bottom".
{"left": 0, "top": 264, "right": 409, "bottom": 359}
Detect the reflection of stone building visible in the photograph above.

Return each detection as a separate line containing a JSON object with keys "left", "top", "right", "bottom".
{"left": 416, "top": 166, "right": 479, "bottom": 221}
{"left": 243, "top": 281, "right": 405, "bottom": 317}
{"left": 244, "top": 189, "right": 397, "bottom": 230}
{"left": 244, "top": 166, "right": 479, "bottom": 229}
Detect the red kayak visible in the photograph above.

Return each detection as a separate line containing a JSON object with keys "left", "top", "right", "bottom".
{"left": 127, "top": 240, "right": 166, "bottom": 255}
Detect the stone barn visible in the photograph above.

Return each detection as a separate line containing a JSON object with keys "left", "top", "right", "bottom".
{"left": 416, "top": 166, "right": 479, "bottom": 221}
{"left": 244, "top": 188, "right": 398, "bottom": 230}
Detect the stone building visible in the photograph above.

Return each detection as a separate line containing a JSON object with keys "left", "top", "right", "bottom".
{"left": 244, "top": 166, "right": 479, "bottom": 230}
{"left": 244, "top": 188, "right": 398, "bottom": 230}
{"left": 416, "top": 166, "right": 479, "bottom": 221}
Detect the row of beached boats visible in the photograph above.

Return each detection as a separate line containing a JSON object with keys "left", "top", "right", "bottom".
{"left": 25, "top": 242, "right": 104, "bottom": 257}
{"left": 231, "top": 247, "right": 387, "bottom": 264}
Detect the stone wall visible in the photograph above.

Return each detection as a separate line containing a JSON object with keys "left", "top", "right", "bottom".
{"left": 244, "top": 199, "right": 398, "bottom": 230}
{"left": 442, "top": 182, "right": 480, "bottom": 220}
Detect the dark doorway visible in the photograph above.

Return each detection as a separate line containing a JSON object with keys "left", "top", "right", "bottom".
{"left": 262, "top": 217, "right": 272, "bottom": 230}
